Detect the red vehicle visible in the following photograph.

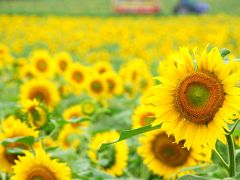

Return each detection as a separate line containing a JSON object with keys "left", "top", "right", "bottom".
{"left": 114, "top": 0, "right": 160, "bottom": 14}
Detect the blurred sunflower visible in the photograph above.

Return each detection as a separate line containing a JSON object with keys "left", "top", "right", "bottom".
{"left": 0, "top": 44, "right": 13, "bottom": 67}
{"left": 11, "top": 148, "right": 71, "bottom": 180}
{"left": 42, "top": 136, "right": 57, "bottom": 149}
{"left": 20, "top": 79, "right": 60, "bottom": 108}
{"left": 19, "top": 64, "right": 36, "bottom": 80}
{"left": 81, "top": 100, "right": 96, "bottom": 116}
{"left": 138, "top": 130, "right": 211, "bottom": 178}
{"left": 54, "top": 51, "right": 72, "bottom": 75}
{"left": 57, "top": 124, "right": 82, "bottom": 150}
{"left": 144, "top": 47, "right": 240, "bottom": 149}
{"left": 94, "top": 61, "right": 113, "bottom": 74}
{"left": 22, "top": 99, "right": 48, "bottom": 129}
{"left": 120, "top": 59, "right": 152, "bottom": 97}
{"left": 138, "top": 71, "right": 154, "bottom": 93}
{"left": 65, "top": 63, "right": 87, "bottom": 94}
{"left": 132, "top": 105, "right": 156, "bottom": 129}
{"left": 86, "top": 74, "right": 108, "bottom": 100}
{"left": 88, "top": 131, "right": 128, "bottom": 176}
{"left": 30, "top": 50, "right": 55, "bottom": 78}
{"left": 103, "top": 71, "right": 123, "bottom": 97}
{"left": 63, "top": 105, "right": 88, "bottom": 127}
{"left": 0, "top": 116, "right": 38, "bottom": 172}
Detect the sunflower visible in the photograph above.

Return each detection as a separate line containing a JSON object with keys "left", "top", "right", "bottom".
{"left": 138, "top": 130, "right": 211, "bottom": 179}
{"left": 81, "top": 100, "right": 96, "bottom": 116}
{"left": 20, "top": 79, "right": 60, "bottom": 109}
{"left": 42, "top": 136, "right": 57, "bottom": 149}
{"left": 30, "top": 50, "right": 55, "bottom": 78}
{"left": 22, "top": 99, "right": 48, "bottom": 129}
{"left": 94, "top": 61, "right": 113, "bottom": 74}
{"left": 0, "top": 116, "right": 38, "bottom": 172}
{"left": 11, "top": 148, "right": 71, "bottom": 180}
{"left": 88, "top": 131, "right": 128, "bottom": 176}
{"left": 103, "top": 71, "right": 123, "bottom": 97}
{"left": 144, "top": 47, "right": 240, "bottom": 149}
{"left": 54, "top": 51, "right": 72, "bottom": 75}
{"left": 0, "top": 44, "right": 13, "bottom": 67}
{"left": 120, "top": 59, "right": 152, "bottom": 97}
{"left": 86, "top": 74, "right": 108, "bottom": 100}
{"left": 138, "top": 71, "right": 154, "bottom": 93}
{"left": 63, "top": 105, "right": 88, "bottom": 127}
{"left": 19, "top": 64, "right": 36, "bottom": 80}
{"left": 65, "top": 63, "right": 88, "bottom": 94}
{"left": 132, "top": 105, "right": 156, "bottom": 129}
{"left": 57, "top": 124, "right": 82, "bottom": 150}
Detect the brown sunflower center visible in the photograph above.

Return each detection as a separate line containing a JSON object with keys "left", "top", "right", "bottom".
{"left": 99, "top": 68, "right": 106, "bottom": 74}
{"left": 140, "top": 112, "right": 155, "bottom": 126}
{"left": 90, "top": 80, "right": 103, "bottom": 93}
{"left": 36, "top": 59, "right": 47, "bottom": 72}
{"left": 140, "top": 78, "right": 148, "bottom": 89}
{"left": 175, "top": 72, "right": 224, "bottom": 124}
{"left": 152, "top": 133, "right": 190, "bottom": 167}
{"left": 26, "top": 72, "right": 34, "bottom": 79}
{"left": 68, "top": 113, "right": 81, "bottom": 119}
{"left": 72, "top": 71, "right": 83, "bottom": 83}
{"left": 4, "top": 142, "right": 28, "bottom": 165}
{"left": 27, "top": 166, "right": 57, "bottom": 180}
{"left": 28, "top": 87, "right": 51, "bottom": 105}
{"left": 59, "top": 60, "right": 67, "bottom": 71}
{"left": 107, "top": 79, "right": 115, "bottom": 92}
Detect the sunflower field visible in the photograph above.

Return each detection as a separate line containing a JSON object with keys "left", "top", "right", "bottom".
{"left": 1, "top": 3, "right": 240, "bottom": 180}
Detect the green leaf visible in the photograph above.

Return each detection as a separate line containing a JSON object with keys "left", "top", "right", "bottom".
{"left": 68, "top": 117, "right": 90, "bottom": 124}
{"left": 220, "top": 48, "right": 230, "bottom": 57}
{"left": 177, "top": 175, "right": 211, "bottom": 180}
{"left": 99, "top": 124, "right": 161, "bottom": 150}
{"left": 1, "top": 136, "right": 35, "bottom": 147}
{"left": 6, "top": 147, "right": 25, "bottom": 155}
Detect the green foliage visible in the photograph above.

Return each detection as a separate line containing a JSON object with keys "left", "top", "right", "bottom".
{"left": 1, "top": 136, "right": 34, "bottom": 147}
{"left": 99, "top": 124, "right": 161, "bottom": 151}
{"left": 177, "top": 175, "right": 214, "bottom": 180}
{"left": 220, "top": 48, "right": 231, "bottom": 58}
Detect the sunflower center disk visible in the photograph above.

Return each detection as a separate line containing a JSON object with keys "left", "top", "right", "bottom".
{"left": 27, "top": 166, "right": 57, "bottom": 180}
{"left": 91, "top": 81, "right": 103, "bottom": 93}
{"left": 152, "top": 133, "right": 190, "bottom": 167}
{"left": 176, "top": 72, "right": 224, "bottom": 124}
{"left": 187, "top": 84, "right": 210, "bottom": 107}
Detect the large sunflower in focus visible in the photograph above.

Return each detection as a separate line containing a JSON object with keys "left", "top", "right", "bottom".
{"left": 88, "top": 131, "right": 128, "bottom": 176}
{"left": 20, "top": 79, "right": 60, "bottom": 108}
{"left": 11, "top": 148, "right": 71, "bottom": 180}
{"left": 145, "top": 47, "right": 240, "bottom": 149}
{"left": 138, "top": 130, "right": 211, "bottom": 178}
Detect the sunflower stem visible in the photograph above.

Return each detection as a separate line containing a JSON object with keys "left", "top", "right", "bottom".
{"left": 229, "top": 120, "right": 240, "bottom": 135}
{"left": 214, "top": 149, "right": 228, "bottom": 170}
{"left": 226, "top": 134, "right": 235, "bottom": 177}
